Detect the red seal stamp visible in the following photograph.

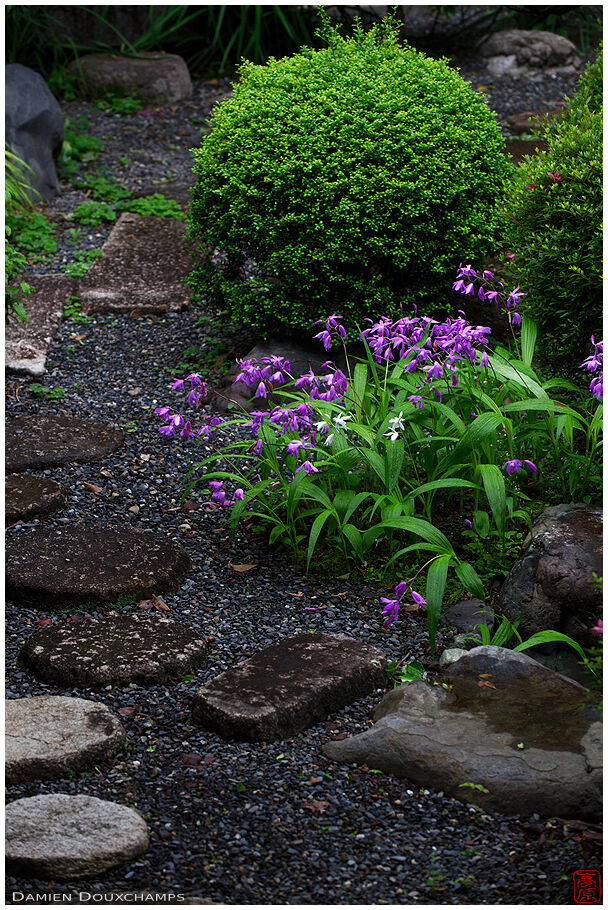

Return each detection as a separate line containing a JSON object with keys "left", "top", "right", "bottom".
{"left": 573, "top": 870, "right": 601, "bottom": 903}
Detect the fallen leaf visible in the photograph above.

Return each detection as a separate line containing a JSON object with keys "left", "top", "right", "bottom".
{"left": 128, "top": 505, "right": 140, "bottom": 514}
{"left": 309, "top": 777, "right": 322, "bottom": 784}
{"left": 478, "top": 680, "right": 497, "bottom": 689}
{"left": 304, "top": 605, "right": 327, "bottom": 611}
{"left": 181, "top": 753, "right": 204, "bottom": 767}
{"left": 34, "top": 617, "right": 53, "bottom": 627}
{"left": 118, "top": 706, "right": 138, "bottom": 716}
{"left": 479, "top": 673, "right": 494, "bottom": 679}
{"left": 303, "top": 800, "right": 329, "bottom": 813}
{"left": 71, "top": 333, "right": 87, "bottom": 342}
{"left": 182, "top": 500, "right": 199, "bottom": 511}
{"left": 152, "top": 595, "right": 169, "bottom": 611}
{"left": 286, "top": 591, "right": 305, "bottom": 598}
{"left": 99, "top": 469, "right": 114, "bottom": 478}
{"left": 229, "top": 562, "right": 257, "bottom": 572}
{"left": 83, "top": 482, "right": 103, "bottom": 493}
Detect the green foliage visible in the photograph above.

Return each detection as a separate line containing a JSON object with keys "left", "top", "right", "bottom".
{"left": 5, "top": 237, "right": 34, "bottom": 324}
{"left": 29, "top": 383, "right": 66, "bottom": 400}
{"left": 95, "top": 92, "right": 143, "bottom": 114}
{"left": 61, "top": 249, "right": 103, "bottom": 277}
{"left": 9, "top": 211, "right": 57, "bottom": 257}
{"left": 385, "top": 659, "right": 425, "bottom": 687}
{"left": 500, "top": 47, "right": 603, "bottom": 368}
{"left": 5, "top": 147, "right": 39, "bottom": 323}
{"left": 75, "top": 173, "right": 130, "bottom": 205}
{"left": 122, "top": 194, "right": 185, "bottom": 219}
{"left": 70, "top": 201, "right": 117, "bottom": 226}
{"left": 58, "top": 117, "right": 102, "bottom": 177}
{"left": 188, "top": 14, "right": 511, "bottom": 340}
{"left": 63, "top": 296, "right": 93, "bottom": 324}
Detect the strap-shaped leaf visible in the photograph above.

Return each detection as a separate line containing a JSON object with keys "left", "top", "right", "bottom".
{"left": 426, "top": 554, "right": 451, "bottom": 654}
{"left": 378, "top": 516, "right": 454, "bottom": 553}
{"left": 454, "top": 560, "right": 485, "bottom": 600}
{"left": 385, "top": 438, "right": 404, "bottom": 492}
{"left": 477, "top": 463, "right": 506, "bottom": 533}
{"left": 306, "top": 508, "right": 333, "bottom": 571}
{"left": 520, "top": 314, "right": 537, "bottom": 365}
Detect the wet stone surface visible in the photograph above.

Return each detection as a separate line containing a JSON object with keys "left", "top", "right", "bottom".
{"left": 20, "top": 612, "right": 207, "bottom": 687}
{"left": 6, "top": 414, "right": 124, "bottom": 473}
{"left": 5, "top": 473, "right": 66, "bottom": 522}
{"left": 6, "top": 523, "right": 192, "bottom": 606}
{"left": 6, "top": 696, "right": 126, "bottom": 783}
{"left": 6, "top": 794, "right": 149, "bottom": 879}
{"left": 193, "top": 633, "right": 387, "bottom": 741}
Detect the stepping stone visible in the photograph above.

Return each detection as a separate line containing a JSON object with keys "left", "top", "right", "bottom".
{"left": 5, "top": 275, "right": 75, "bottom": 377}
{"left": 6, "top": 414, "right": 124, "bottom": 473}
{"left": 322, "top": 646, "right": 602, "bottom": 820}
{"left": 6, "top": 524, "right": 192, "bottom": 606}
{"left": 71, "top": 52, "right": 192, "bottom": 104}
{"left": 130, "top": 177, "right": 195, "bottom": 208}
{"left": 192, "top": 633, "right": 386, "bottom": 742}
{"left": 78, "top": 212, "right": 195, "bottom": 314}
{"left": 6, "top": 473, "right": 65, "bottom": 522}
{"left": 6, "top": 696, "right": 126, "bottom": 783}
{"left": 6, "top": 794, "right": 149, "bottom": 879}
{"left": 21, "top": 612, "right": 207, "bottom": 686}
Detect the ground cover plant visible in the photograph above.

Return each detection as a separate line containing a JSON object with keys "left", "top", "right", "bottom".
{"left": 5, "top": 148, "right": 39, "bottom": 323}
{"left": 501, "top": 44, "right": 603, "bottom": 368}
{"left": 188, "top": 12, "right": 512, "bottom": 340}
{"left": 158, "top": 268, "right": 603, "bottom": 653}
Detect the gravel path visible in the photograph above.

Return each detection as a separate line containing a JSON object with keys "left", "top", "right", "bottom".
{"left": 6, "top": 62, "right": 601, "bottom": 905}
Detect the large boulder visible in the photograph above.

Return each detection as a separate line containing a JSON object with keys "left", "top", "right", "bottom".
{"left": 71, "top": 52, "right": 192, "bottom": 104}
{"left": 499, "top": 504, "right": 602, "bottom": 648}
{"left": 322, "top": 646, "right": 602, "bottom": 820}
{"left": 5, "top": 64, "right": 64, "bottom": 202}
{"left": 478, "top": 29, "right": 581, "bottom": 78}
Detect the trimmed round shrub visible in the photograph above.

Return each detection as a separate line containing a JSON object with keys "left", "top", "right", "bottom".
{"left": 500, "top": 46, "right": 603, "bottom": 368}
{"left": 188, "top": 16, "right": 512, "bottom": 340}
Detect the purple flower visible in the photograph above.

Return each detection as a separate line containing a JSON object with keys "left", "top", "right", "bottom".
{"left": 380, "top": 581, "right": 426, "bottom": 625}
{"left": 411, "top": 590, "right": 427, "bottom": 607}
{"left": 591, "top": 618, "right": 603, "bottom": 636}
{"left": 171, "top": 378, "right": 185, "bottom": 391}
{"left": 155, "top": 406, "right": 170, "bottom": 418}
{"left": 502, "top": 459, "right": 537, "bottom": 476}
{"left": 296, "top": 459, "right": 318, "bottom": 475}
{"left": 464, "top": 518, "right": 472, "bottom": 529}
{"left": 580, "top": 337, "right": 603, "bottom": 401}
{"left": 180, "top": 420, "right": 194, "bottom": 438}
{"left": 408, "top": 395, "right": 424, "bottom": 410}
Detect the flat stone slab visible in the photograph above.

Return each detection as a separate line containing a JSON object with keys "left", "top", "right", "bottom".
{"left": 72, "top": 51, "right": 192, "bottom": 104}
{"left": 322, "top": 646, "right": 602, "bottom": 820}
{"left": 6, "top": 524, "right": 192, "bottom": 606}
{"left": 20, "top": 612, "right": 207, "bottom": 686}
{"left": 6, "top": 696, "right": 126, "bottom": 783}
{"left": 192, "top": 633, "right": 386, "bottom": 742}
{"left": 6, "top": 275, "right": 74, "bottom": 377}
{"left": 6, "top": 473, "right": 66, "bottom": 522}
{"left": 6, "top": 414, "right": 124, "bottom": 473}
{"left": 78, "top": 213, "right": 195, "bottom": 314}
{"left": 6, "top": 794, "right": 149, "bottom": 879}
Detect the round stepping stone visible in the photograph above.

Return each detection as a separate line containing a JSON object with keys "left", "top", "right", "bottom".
{"left": 6, "top": 524, "right": 192, "bottom": 606}
{"left": 6, "top": 696, "right": 126, "bottom": 783}
{"left": 21, "top": 612, "right": 207, "bottom": 686}
{"left": 6, "top": 473, "right": 65, "bottom": 522}
{"left": 6, "top": 415, "right": 124, "bottom": 473}
{"left": 6, "top": 794, "right": 149, "bottom": 879}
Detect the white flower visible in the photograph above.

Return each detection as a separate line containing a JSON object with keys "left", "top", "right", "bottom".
{"left": 384, "top": 411, "right": 406, "bottom": 442}
{"left": 333, "top": 413, "right": 352, "bottom": 431}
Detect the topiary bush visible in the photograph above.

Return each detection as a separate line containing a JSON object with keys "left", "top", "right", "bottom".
{"left": 188, "top": 14, "right": 512, "bottom": 340}
{"left": 500, "top": 45, "right": 603, "bottom": 369}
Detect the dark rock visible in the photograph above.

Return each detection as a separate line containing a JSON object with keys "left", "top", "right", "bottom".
{"left": 6, "top": 524, "right": 192, "bottom": 606}
{"left": 5, "top": 64, "right": 64, "bottom": 202}
{"left": 5, "top": 275, "right": 75, "bottom": 376}
{"left": 6, "top": 696, "right": 126, "bottom": 783}
{"left": 440, "top": 598, "right": 494, "bottom": 634}
{"left": 212, "top": 339, "right": 332, "bottom": 413}
{"left": 6, "top": 794, "right": 149, "bottom": 878}
{"left": 500, "top": 504, "right": 603, "bottom": 648}
{"left": 322, "top": 646, "right": 601, "bottom": 820}
{"left": 6, "top": 473, "right": 65, "bottom": 522}
{"left": 507, "top": 107, "right": 565, "bottom": 135}
{"left": 192, "top": 633, "right": 386, "bottom": 741}
{"left": 20, "top": 612, "right": 207, "bottom": 687}
{"left": 6, "top": 414, "right": 124, "bottom": 473}
{"left": 79, "top": 213, "right": 194, "bottom": 314}
{"left": 505, "top": 137, "right": 549, "bottom": 165}
{"left": 72, "top": 52, "right": 192, "bottom": 104}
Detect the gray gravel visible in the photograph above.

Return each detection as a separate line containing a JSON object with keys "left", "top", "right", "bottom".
{"left": 6, "top": 64, "right": 601, "bottom": 905}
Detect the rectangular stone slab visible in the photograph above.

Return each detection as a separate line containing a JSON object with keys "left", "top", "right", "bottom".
{"left": 78, "top": 212, "right": 195, "bottom": 314}
{"left": 192, "top": 633, "right": 386, "bottom": 742}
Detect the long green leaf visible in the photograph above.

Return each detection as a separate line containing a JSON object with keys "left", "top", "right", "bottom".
{"left": 378, "top": 517, "right": 454, "bottom": 553}
{"left": 514, "top": 631, "right": 589, "bottom": 664}
{"left": 477, "top": 463, "right": 506, "bottom": 533}
{"left": 306, "top": 509, "right": 333, "bottom": 572}
{"left": 454, "top": 560, "right": 485, "bottom": 600}
{"left": 426, "top": 555, "right": 451, "bottom": 654}
{"left": 385, "top": 438, "right": 404, "bottom": 492}
{"left": 520, "top": 315, "right": 537, "bottom": 366}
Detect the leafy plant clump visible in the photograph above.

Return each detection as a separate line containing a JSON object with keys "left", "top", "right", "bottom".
{"left": 70, "top": 201, "right": 117, "bottom": 226}
{"left": 95, "top": 92, "right": 143, "bottom": 114}
{"left": 5, "top": 148, "right": 39, "bottom": 322}
{"left": 122, "top": 194, "right": 185, "bottom": 219}
{"left": 188, "top": 13, "right": 512, "bottom": 340}
{"left": 500, "top": 45, "right": 603, "bottom": 368}
{"left": 155, "top": 268, "right": 602, "bottom": 653}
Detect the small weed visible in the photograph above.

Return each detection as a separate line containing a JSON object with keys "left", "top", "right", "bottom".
{"left": 9, "top": 211, "right": 57, "bottom": 257}
{"left": 455, "top": 874, "right": 476, "bottom": 886}
{"left": 65, "top": 227, "right": 84, "bottom": 243}
{"left": 426, "top": 869, "right": 444, "bottom": 888}
{"left": 121, "top": 193, "right": 185, "bottom": 219}
{"left": 120, "top": 420, "right": 138, "bottom": 433}
{"left": 146, "top": 745, "right": 156, "bottom": 753}
{"left": 76, "top": 173, "right": 131, "bottom": 205}
{"left": 385, "top": 659, "right": 426, "bottom": 687}
{"left": 237, "top": 783, "right": 246, "bottom": 793}
{"left": 70, "top": 201, "right": 116, "bottom": 226}
{"left": 61, "top": 249, "right": 103, "bottom": 278}
{"left": 29, "top": 383, "right": 65, "bottom": 400}
{"left": 96, "top": 92, "right": 143, "bottom": 114}
{"left": 118, "top": 156, "right": 131, "bottom": 166}
{"left": 458, "top": 782, "right": 490, "bottom": 794}
{"left": 63, "top": 296, "right": 93, "bottom": 324}
{"left": 58, "top": 116, "right": 102, "bottom": 176}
